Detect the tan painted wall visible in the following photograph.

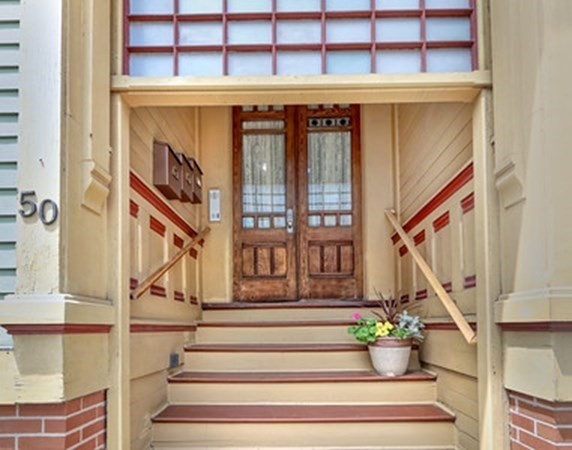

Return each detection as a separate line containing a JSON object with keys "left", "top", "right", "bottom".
{"left": 198, "top": 105, "right": 396, "bottom": 302}
{"left": 398, "top": 103, "right": 473, "bottom": 221}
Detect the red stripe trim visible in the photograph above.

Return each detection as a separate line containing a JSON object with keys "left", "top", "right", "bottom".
{"left": 150, "top": 215, "right": 166, "bottom": 237}
{"left": 424, "top": 322, "right": 477, "bottom": 331}
{"left": 174, "top": 234, "right": 184, "bottom": 249}
{"left": 461, "top": 192, "right": 475, "bottom": 214}
{"left": 190, "top": 248, "right": 198, "bottom": 259}
{"left": 130, "top": 200, "right": 139, "bottom": 218}
{"left": 442, "top": 281, "right": 453, "bottom": 293}
{"left": 130, "top": 278, "right": 139, "bottom": 290}
{"left": 174, "top": 291, "right": 186, "bottom": 302}
{"left": 400, "top": 294, "right": 410, "bottom": 304}
{"left": 464, "top": 275, "right": 476, "bottom": 289}
{"left": 190, "top": 296, "right": 199, "bottom": 305}
{"left": 130, "top": 171, "right": 197, "bottom": 238}
{"left": 130, "top": 324, "right": 197, "bottom": 333}
{"left": 399, "top": 245, "right": 408, "bottom": 257}
{"left": 414, "top": 230, "right": 426, "bottom": 246}
{"left": 433, "top": 211, "right": 450, "bottom": 232}
{"left": 415, "top": 289, "right": 428, "bottom": 300}
{"left": 150, "top": 284, "right": 167, "bottom": 298}
{"left": 392, "top": 163, "right": 473, "bottom": 244}
{"left": 4, "top": 324, "right": 112, "bottom": 335}
{"left": 499, "top": 322, "right": 572, "bottom": 332}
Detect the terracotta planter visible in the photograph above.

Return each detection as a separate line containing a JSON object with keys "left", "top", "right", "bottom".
{"left": 368, "top": 337, "right": 412, "bottom": 377}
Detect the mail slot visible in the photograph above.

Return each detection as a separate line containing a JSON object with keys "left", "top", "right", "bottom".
{"left": 153, "top": 141, "right": 182, "bottom": 200}
{"left": 180, "top": 154, "right": 194, "bottom": 203}
{"left": 190, "top": 158, "right": 203, "bottom": 204}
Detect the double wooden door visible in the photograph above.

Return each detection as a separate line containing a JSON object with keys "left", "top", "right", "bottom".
{"left": 233, "top": 105, "right": 362, "bottom": 301}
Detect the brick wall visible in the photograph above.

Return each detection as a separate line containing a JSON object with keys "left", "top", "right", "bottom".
{"left": 509, "top": 390, "right": 572, "bottom": 450}
{"left": 0, "top": 391, "right": 106, "bottom": 450}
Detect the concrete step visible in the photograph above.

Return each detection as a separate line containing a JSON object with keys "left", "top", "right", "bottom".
{"left": 151, "top": 404, "right": 456, "bottom": 448}
{"left": 168, "top": 370, "right": 437, "bottom": 405}
{"left": 196, "top": 320, "right": 356, "bottom": 344}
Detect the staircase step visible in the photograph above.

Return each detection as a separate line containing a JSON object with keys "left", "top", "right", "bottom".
{"left": 168, "top": 370, "right": 437, "bottom": 405}
{"left": 202, "top": 300, "right": 377, "bottom": 322}
{"left": 152, "top": 404, "right": 455, "bottom": 448}
{"left": 184, "top": 343, "right": 372, "bottom": 371}
{"left": 196, "top": 320, "right": 356, "bottom": 344}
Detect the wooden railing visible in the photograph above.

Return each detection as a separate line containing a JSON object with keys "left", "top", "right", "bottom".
{"left": 385, "top": 210, "right": 477, "bottom": 345}
{"left": 130, "top": 227, "right": 211, "bottom": 300}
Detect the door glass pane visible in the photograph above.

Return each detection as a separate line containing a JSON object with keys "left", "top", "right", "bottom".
{"left": 242, "top": 134, "right": 286, "bottom": 218}
{"left": 308, "top": 131, "right": 352, "bottom": 212}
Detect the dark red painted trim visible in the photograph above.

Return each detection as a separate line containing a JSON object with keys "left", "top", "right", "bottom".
{"left": 190, "top": 296, "right": 199, "bottom": 305}
{"left": 130, "top": 200, "right": 139, "bottom": 218}
{"left": 499, "top": 322, "right": 572, "bottom": 332}
{"left": 199, "top": 320, "right": 354, "bottom": 328}
{"left": 4, "top": 324, "right": 113, "bottom": 335}
{"left": 130, "top": 324, "right": 197, "bottom": 333}
{"left": 414, "top": 230, "right": 426, "bottom": 246}
{"left": 150, "top": 284, "right": 167, "bottom": 298}
{"left": 399, "top": 245, "right": 408, "bottom": 257}
{"left": 461, "top": 192, "right": 475, "bottom": 214}
{"left": 433, "top": 211, "right": 450, "bottom": 232}
{"left": 130, "top": 277, "right": 139, "bottom": 290}
{"left": 190, "top": 248, "right": 198, "bottom": 259}
{"left": 415, "top": 289, "right": 428, "bottom": 301}
{"left": 202, "top": 299, "right": 382, "bottom": 310}
{"left": 392, "top": 163, "right": 474, "bottom": 244}
{"left": 424, "top": 322, "right": 477, "bottom": 331}
{"left": 150, "top": 215, "right": 166, "bottom": 237}
{"left": 400, "top": 294, "right": 410, "bottom": 304}
{"left": 174, "top": 291, "right": 186, "bottom": 302}
{"left": 464, "top": 275, "right": 477, "bottom": 289}
{"left": 442, "top": 281, "right": 453, "bottom": 293}
{"left": 130, "top": 171, "right": 197, "bottom": 238}
{"left": 174, "top": 234, "right": 184, "bottom": 249}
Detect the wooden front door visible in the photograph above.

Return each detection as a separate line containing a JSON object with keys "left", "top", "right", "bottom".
{"left": 233, "top": 105, "right": 362, "bottom": 301}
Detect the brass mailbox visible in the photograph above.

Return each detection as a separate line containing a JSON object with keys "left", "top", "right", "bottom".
{"left": 153, "top": 141, "right": 182, "bottom": 200}
{"left": 190, "top": 158, "right": 203, "bottom": 204}
{"left": 180, "top": 154, "right": 194, "bottom": 203}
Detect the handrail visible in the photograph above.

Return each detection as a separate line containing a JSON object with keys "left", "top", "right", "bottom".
{"left": 130, "top": 227, "right": 211, "bottom": 300}
{"left": 385, "top": 210, "right": 477, "bottom": 345}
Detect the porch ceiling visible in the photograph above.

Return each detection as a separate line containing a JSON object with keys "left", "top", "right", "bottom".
{"left": 112, "top": 71, "right": 491, "bottom": 108}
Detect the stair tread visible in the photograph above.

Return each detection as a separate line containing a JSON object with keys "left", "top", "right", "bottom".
{"left": 198, "top": 319, "right": 355, "bottom": 327}
{"left": 203, "top": 300, "right": 380, "bottom": 310}
{"left": 185, "top": 343, "right": 367, "bottom": 352}
{"left": 170, "top": 370, "right": 435, "bottom": 383}
{"left": 153, "top": 404, "right": 454, "bottom": 424}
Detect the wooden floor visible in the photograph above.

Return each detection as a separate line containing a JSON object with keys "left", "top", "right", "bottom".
{"left": 153, "top": 404, "right": 454, "bottom": 424}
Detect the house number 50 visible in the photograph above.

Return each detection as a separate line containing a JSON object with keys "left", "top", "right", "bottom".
{"left": 18, "top": 190, "right": 59, "bottom": 226}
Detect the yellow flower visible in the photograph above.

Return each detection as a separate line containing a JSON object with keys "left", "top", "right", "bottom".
{"left": 375, "top": 321, "right": 394, "bottom": 337}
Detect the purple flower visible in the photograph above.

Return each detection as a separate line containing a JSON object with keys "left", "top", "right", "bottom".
{"left": 353, "top": 313, "right": 362, "bottom": 320}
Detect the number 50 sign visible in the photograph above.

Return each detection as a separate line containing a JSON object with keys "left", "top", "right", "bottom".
{"left": 18, "top": 190, "right": 59, "bottom": 226}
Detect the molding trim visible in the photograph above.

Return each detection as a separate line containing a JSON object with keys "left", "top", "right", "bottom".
{"left": 495, "top": 287, "right": 572, "bottom": 324}
{"left": 4, "top": 324, "right": 112, "bottom": 335}
{"left": 424, "top": 322, "right": 477, "bottom": 331}
{"left": 81, "top": 159, "right": 112, "bottom": 215}
{"left": 392, "top": 163, "right": 474, "bottom": 244}
{"left": 494, "top": 159, "right": 525, "bottom": 209}
{"left": 130, "top": 323, "right": 197, "bottom": 333}
{"left": 500, "top": 322, "right": 572, "bottom": 332}
{"left": 130, "top": 171, "right": 197, "bottom": 238}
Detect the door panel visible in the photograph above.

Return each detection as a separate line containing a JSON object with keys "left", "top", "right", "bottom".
{"left": 233, "top": 105, "right": 362, "bottom": 301}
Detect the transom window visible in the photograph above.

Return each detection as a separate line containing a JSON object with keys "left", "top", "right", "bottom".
{"left": 126, "top": 0, "right": 477, "bottom": 76}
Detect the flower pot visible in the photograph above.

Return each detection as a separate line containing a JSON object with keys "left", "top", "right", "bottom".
{"left": 368, "top": 337, "right": 412, "bottom": 377}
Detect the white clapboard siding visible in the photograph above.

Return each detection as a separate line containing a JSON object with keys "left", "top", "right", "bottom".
{"left": 0, "top": 0, "right": 20, "bottom": 300}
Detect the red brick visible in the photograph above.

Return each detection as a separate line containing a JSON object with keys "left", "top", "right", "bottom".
{"left": 74, "top": 436, "right": 97, "bottom": 450}
{"left": 537, "top": 422, "right": 572, "bottom": 443}
{"left": 44, "top": 418, "right": 67, "bottom": 433}
{"left": 0, "top": 419, "right": 42, "bottom": 434}
{"left": 65, "top": 430, "right": 81, "bottom": 448}
{"left": 18, "top": 403, "right": 67, "bottom": 417}
{"left": 19, "top": 436, "right": 66, "bottom": 450}
{"left": 519, "top": 402, "right": 557, "bottom": 424}
{"left": 0, "top": 437, "right": 15, "bottom": 450}
{"left": 81, "top": 418, "right": 105, "bottom": 440}
{"left": 0, "top": 405, "right": 16, "bottom": 417}
{"left": 520, "top": 429, "right": 557, "bottom": 450}
{"left": 510, "top": 425, "right": 519, "bottom": 440}
{"left": 96, "top": 431, "right": 106, "bottom": 447}
{"left": 511, "top": 412, "right": 535, "bottom": 432}
{"left": 510, "top": 441, "right": 531, "bottom": 450}
{"left": 95, "top": 405, "right": 105, "bottom": 418}
{"left": 82, "top": 392, "right": 105, "bottom": 409}
{"left": 67, "top": 409, "right": 97, "bottom": 431}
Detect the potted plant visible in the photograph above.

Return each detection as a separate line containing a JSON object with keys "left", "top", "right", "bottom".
{"left": 348, "top": 292, "right": 425, "bottom": 377}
